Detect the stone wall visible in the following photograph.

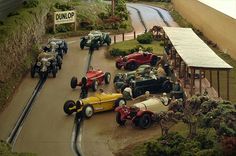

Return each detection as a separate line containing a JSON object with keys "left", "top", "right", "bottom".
{"left": 172, "top": 0, "right": 236, "bottom": 59}
{"left": 0, "top": 1, "right": 54, "bottom": 108}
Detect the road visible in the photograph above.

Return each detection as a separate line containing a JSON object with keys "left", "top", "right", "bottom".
{"left": 0, "top": 3, "right": 177, "bottom": 156}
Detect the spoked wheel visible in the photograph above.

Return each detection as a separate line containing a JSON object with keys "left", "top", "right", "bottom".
{"left": 31, "top": 66, "right": 36, "bottom": 78}
{"left": 104, "top": 72, "right": 111, "bottom": 84}
{"left": 83, "top": 105, "right": 94, "bottom": 118}
{"left": 139, "top": 114, "right": 152, "bottom": 129}
{"left": 70, "top": 77, "right": 78, "bottom": 89}
{"left": 126, "top": 62, "right": 137, "bottom": 71}
{"left": 114, "top": 98, "right": 126, "bottom": 109}
{"left": 116, "top": 112, "right": 126, "bottom": 126}
{"left": 92, "top": 79, "right": 98, "bottom": 91}
{"left": 63, "top": 100, "right": 76, "bottom": 115}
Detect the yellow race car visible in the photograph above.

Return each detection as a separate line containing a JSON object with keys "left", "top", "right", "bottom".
{"left": 63, "top": 93, "right": 126, "bottom": 118}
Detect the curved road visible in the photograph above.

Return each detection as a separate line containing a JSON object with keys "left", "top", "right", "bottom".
{"left": 0, "top": 3, "right": 177, "bottom": 156}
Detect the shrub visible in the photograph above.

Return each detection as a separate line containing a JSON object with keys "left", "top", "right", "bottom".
{"left": 23, "top": 0, "right": 39, "bottom": 8}
{"left": 54, "top": 2, "right": 73, "bottom": 11}
{"left": 137, "top": 32, "right": 153, "bottom": 44}
{"left": 110, "top": 48, "right": 127, "bottom": 57}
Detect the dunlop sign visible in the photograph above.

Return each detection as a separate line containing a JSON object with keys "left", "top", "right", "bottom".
{"left": 54, "top": 10, "right": 76, "bottom": 25}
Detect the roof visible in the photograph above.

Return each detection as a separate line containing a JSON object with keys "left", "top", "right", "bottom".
{"left": 199, "top": 0, "right": 236, "bottom": 19}
{"left": 163, "top": 27, "right": 233, "bottom": 69}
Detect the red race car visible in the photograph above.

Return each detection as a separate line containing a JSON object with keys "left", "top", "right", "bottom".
{"left": 115, "top": 52, "right": 160, "bottom": 71}
{"left": 70, "top": 68, "right": 111, "bottom": 91}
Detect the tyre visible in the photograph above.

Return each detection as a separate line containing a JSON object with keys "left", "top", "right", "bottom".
{"left": 114, "top": 98, "right": 126, "bottom": 109}
{"left": 139, "top": 113, "right": 152, "bottom": 129}
{"left": 92, "top": 79, "right": 98, "bottom": 91}
{"left": 116, "top": 62, "right": 122, "bottom": 69}
{"left": 57, "top": 56, "right": 62, "bottom": 70}
{"left": 150, "top": 55, "right": 158, "bottom": 66}
{"left": 63, "top": 100, "right": 76, "bottom": 115}
{"left": 162, "top": 80, "right": 173, "bottom": 93}
{"left": 31, "top": 66, "right": 36, "bottom": 78}
{"left": 113, "top": 75, "right": 120, "bottom": 83}
{"left": 80, "top": 40, "right": 85, "bottom": 49}
{"left": 116, "top": 112, "right": 126, "bottom": 126}
{"left": 83, "top": 105, "right": 94, "bottom": 118}
{"left": 104, "top": 72, "right": 111, "bottom": 84}
{"left": 52, "top": 66, "right": 57, "bottom": 78}
{"left": 126, "top": 62, "right": 137, "bottom": 71}
{"left": 70, "top": 77, "right": 78, "bottom": 89}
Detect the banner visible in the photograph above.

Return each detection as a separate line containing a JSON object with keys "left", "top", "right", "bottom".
{"left": 54, "top": 10, "right": 76, "bottom": 25}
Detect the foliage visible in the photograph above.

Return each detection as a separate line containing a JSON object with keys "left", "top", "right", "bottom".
{"left": 54, "top": 2, "right": 74, "bottom": 11}
{"left": 134, "top": 131, "right": 222, "bottom": 156}
{"left": 23, "top": 0, "right": 39, "bottom": 8}
{"left": 137, "top": 32, "right": 153, "bottom": 44}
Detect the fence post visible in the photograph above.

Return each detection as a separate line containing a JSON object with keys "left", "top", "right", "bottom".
{"left": 134, "top": 31, "right": 136, "bottom": 39}
{"left": 114, "top": 35, "right": 116, "bottom": 44}
{"left": 122, "top": 33, "right": 124, "bottom": 41}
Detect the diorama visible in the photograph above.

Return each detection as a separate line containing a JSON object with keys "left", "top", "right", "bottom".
{"left": 0, "top": 0, "right": 235, "bottom": 156}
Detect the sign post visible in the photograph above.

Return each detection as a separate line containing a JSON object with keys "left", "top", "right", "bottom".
{"left": 54, "top": 10, "right": 76, "bottom": 33}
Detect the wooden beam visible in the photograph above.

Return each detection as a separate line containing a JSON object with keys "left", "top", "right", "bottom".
{"left": 209, "top": 70, "right": 212, "bottom": 87}
{"left": 199, "top": 69, "right": 202, "bottom": 94}
{"left": 134, "top": 31, "right": 136, "bottom": 39}
{"left": 184, "top": 64, "right": 187, "bottom": 88}
{"left": 190, "top": 68, "right": 194, "bottom": 96}
{"left": 179, "top": 58, "right": 182, "bottom": 78}
{"left": 227, "top": 70, "right": 230, "bottom": 100}
{"left": 122, "top": 33, "right": 125, "bottom": 41}
{"left": 217, "top": 70, "right": 220, "bottom": 97}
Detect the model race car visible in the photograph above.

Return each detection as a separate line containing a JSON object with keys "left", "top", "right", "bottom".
{"left": 43, "top": 38, "right": 68, "bottom": 59}
{"left": 31, "top": 51, "right": 62, "bottom": 78}
{"left": 80, "top": 30, "right": 111, "bottom": 50}
{"left": 115, "top": 97, "right": 167, "bottom": 129}
{"left": 115, "top": 52, "right": 161, "bottom": 70}
{"left": 113, "top": 64, "right": 153, "bottom": 83}
{"left": 64, "top": 93, "right": 126, "bottom": 118}
{"left": 70, "top": 68, "right": 111, "bottom": 91}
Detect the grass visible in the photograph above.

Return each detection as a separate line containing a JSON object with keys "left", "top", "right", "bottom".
{"left": 109, "top": 39, "right": 164, "bottom": 56}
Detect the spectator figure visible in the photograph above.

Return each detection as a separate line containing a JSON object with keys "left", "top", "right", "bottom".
{"left": 157, "top": 64, "right": 166, "bottom": 77}
{"left": 80, "top": 84, "right": 88, "bottom": 99}
{"left": 123, "top": 86, "right": 133, "bottom": 100}
{"left": 138, "top": 47, "right": 143, "bottom": 54}
{"left": 161, "top": 92, "right": 169, "bottom": 106}
{"left": 170, "top": 80, "right": 183, "bottom": 99}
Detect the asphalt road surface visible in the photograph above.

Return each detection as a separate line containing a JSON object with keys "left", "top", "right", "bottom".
{"left": 0, "top": 3, "right": 177, "bottom": 156}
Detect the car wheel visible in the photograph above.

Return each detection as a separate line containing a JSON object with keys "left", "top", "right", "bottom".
{"left": 116, "top": 112, "right": 126, "bottom": 126}
{"left": 83, "top": 105, "right": 94, "bottom": 118}
{"left": 139, "top": 113, "right": 152, "bottom": 129}
{"left": 80, "top": 40, "right": 85, "bottom": 49}
{"left": 104, "top": 72, "right": 111, "bottom": 84}
{"left": 63, "top": 100, "right": 76, "bottom": 115}
{"left": 162, "top": 80, "right": 173, "bottom": 93}
{"left": 92, "top": 79, "right": 98, "bottom": 91}
{"left": 113, "top": 75, "right": 120, "bottom": 83}
{"left": 116, "top": 62, "right": 122, "bottom": 69}
{"left": 31, "top": 66, "right": 36, "bottom": 78}
{"left": 126, "top": 62, "right": 137, "bottom": 71}
{"left": 150, "top": 56, "right": 158, "bottom": 66}
{"left": 70, "top": 77, "right": 78, "bottom": 89}
{"left": 114, "top": 98, "right": 126, "bottom": 109}
{"left": 57, "top": 56, "right": 62, "bottom": 70}
{"left": 52, "top": 66, "right": 57, "bottom": 78}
